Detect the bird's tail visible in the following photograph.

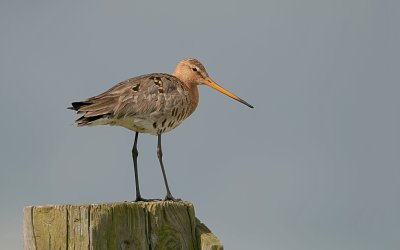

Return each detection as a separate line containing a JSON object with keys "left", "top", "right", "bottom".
{"left": 68, "top": 101, "right": 107, "bottom": 126}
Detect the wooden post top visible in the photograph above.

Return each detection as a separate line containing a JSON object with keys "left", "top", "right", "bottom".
{"left": 23, "top": 201, "right": 223, "bottom": 250}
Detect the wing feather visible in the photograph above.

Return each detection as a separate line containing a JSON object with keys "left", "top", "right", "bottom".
{"left": 70, "top": 73, "right": 191, "bottom": 126}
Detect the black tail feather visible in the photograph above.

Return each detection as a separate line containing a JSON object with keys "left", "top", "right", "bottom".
{"left": 75, "top": 114, "right": 105, "bottom": 126}
{"left": 68, "top": 101, "right": 92, "bottom": 111}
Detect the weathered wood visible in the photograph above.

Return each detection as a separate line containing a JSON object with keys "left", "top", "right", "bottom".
{"left": 195, "top": 219, "right": 223, "bottom": 250}
{"left": 23, "top": 201, "right": 223, "bottom": 250}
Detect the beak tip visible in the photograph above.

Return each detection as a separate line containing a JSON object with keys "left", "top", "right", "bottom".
{"left": 240, "top": 100, "right": 254, "bottom": 109}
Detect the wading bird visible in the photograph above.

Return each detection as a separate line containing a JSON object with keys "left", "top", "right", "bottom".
{"left": 69, "top": 58, "right": 253, "bottom": 201}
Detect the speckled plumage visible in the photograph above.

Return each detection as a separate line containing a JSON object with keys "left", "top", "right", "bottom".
{"left": 69, "top": 58, "right": 253, "bottom": 201}
{"left": 70, "top": 73, "right": 197, "bottom": 135}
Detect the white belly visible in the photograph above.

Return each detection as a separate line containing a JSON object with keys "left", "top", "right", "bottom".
{"left": 90, "top": 115, "right": 184, "bottom": 135}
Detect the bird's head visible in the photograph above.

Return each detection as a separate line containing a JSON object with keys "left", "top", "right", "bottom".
{"left": 173, "top": 58, "right": 254, "bottom": 108}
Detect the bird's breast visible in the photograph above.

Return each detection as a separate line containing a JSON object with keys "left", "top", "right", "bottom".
{"left": 109, "top": 96, "right": 197, "bottom": 135}
{"left": 111, "top": 100, "right": 197, "bottom": 135}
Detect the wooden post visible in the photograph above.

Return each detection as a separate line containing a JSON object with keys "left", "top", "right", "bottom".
{"left": 23, "top": 201, "right": 223, "bottom": 250}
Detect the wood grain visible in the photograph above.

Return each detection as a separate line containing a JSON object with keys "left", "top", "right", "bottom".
{"left": 23, "top": 201, "right": 223, "bottom": 250}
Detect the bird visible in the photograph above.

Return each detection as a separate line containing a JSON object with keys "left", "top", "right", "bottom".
{"left": 69, "top": 58, "right": 253, "bottom": 201}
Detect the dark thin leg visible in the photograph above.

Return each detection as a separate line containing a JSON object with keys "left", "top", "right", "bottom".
{"left": 132, "top": 132, "right": 145, "bottom": 201}
{"left": 157, "top": 134, "right": 179, "bottom": 201}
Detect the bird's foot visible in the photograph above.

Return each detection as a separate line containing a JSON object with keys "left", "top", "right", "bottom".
{"left": 163, "top": 193, "right": 181, "bottom": 202}
{"left": 135, "top": 196, "right": 161, "bottom": 202}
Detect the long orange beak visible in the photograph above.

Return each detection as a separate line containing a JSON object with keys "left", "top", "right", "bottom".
{"left": 203, "top": 77, "right": 254, "bottom": 108}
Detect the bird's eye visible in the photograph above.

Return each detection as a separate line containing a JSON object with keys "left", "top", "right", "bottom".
{"left": 191, "top": 67, "right": 198, "bottom": 72}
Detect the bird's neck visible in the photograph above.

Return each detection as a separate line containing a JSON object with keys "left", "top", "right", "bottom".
{"left": 172, "top": 72, "right": 200, "bottom": 115}
{"left": 181, "top": 80, "right": 199, "bottom": 115}
{"left": 188, "top": 84, "right": 199, "bottom": 115}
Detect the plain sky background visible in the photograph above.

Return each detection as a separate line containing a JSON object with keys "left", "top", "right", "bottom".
{"left": 1, "top": 0, "right": 399, "bottom": 249}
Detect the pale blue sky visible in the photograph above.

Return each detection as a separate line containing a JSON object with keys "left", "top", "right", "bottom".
{"left": 1, "top": 1, "right": 399, "bottom": 249}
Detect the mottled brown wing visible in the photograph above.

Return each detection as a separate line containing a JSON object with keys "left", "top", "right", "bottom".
{"left": 70, "top": 73, "right": 190, "bottom": 125}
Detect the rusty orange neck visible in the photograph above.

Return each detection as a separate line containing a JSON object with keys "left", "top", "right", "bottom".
{"left": 188, "top": 83, "right": 199, "bottom": 115}
{"left": 172, "top": 71, "right": 200, "bottom": 116}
